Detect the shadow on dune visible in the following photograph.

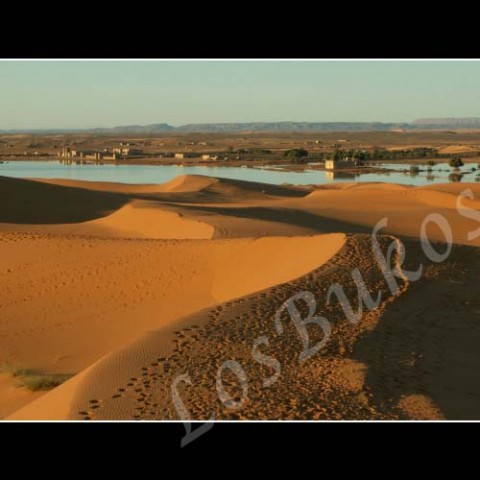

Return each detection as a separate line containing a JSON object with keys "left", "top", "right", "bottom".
{"left": 131, "top": 185, "right": 310, "bottom": 205}
{"left": 200, "top": 176, "right": 310, "bottom": 198}
{"left": 0, "top": 176, "right": 128, "bottom": 224}
{"left": 173, "top": 204, "right": 372, "bottom": 234}
{"left": 352, "top": 240, "right": 480, "bottom": 419}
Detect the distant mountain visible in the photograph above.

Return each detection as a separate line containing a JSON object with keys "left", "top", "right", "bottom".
{"left": 412, "top": 117, "right": 480, "bottom": 129}
{"left": 174, "top": 122, "right": 409, "bottom": 132}
{"left": 91, "top": 123, "right": 176, "bottom": 134}
{"left": 2, "top": 119, "right": 480, "bottom": 134}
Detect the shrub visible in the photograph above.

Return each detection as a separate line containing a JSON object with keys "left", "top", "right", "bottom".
{"left": 284, "top": 148, "right": 309, "bottom": 164}
{"left": 449, "top": 157, "right": 464, "bottom": 168}
{"left": 1, "top": 364, "right": 72, "bottom": 391}
{"left": 21, "top": 374, "right": 72, "bottom": 391}
{"left": 284, "top": 148, "right": 308, "bottom": 159}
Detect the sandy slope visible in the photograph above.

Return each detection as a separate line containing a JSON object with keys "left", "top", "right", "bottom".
{"left": 0, "top": 228, "right": 344, "bottom": 417}
{"left": 9, "top": 234, "right": 395, "bottom": 420}
{"left": 0, "top": 374, "right": 44, "bottom": 419}
{"left": 3, "top": 174, "right": 480, "bottom": 420}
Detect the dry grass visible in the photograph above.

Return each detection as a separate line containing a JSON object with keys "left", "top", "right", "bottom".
{"left": 1, "top": 365, "right": 72, "bottom": 391}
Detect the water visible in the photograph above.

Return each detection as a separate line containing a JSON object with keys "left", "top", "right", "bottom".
{"left": 0, "top": 160, "right": 479, "bottom": 186}
{"left": 376, "top": 162, "right": 480, "bottom": 186}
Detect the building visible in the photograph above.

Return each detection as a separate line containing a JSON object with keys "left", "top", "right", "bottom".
{"left": 59, "top": 146, "right": 73, "bottom": 158}
{"left": 59, "top": 147, "right": 103, "bottom": 159}
{"left": 325, "top": 159, "right": 354, "bottom": 170}
{"left": 112, "top": 147, "right": 144, "bottom": 156}
{"left": 175, "top": 153, "right": 200, "bottom": 159}
{"left": 201, "top": 154, "right": 218, "bottom": 161}
{"left": 84, "top": 152, "right": 103, "bottom": 161}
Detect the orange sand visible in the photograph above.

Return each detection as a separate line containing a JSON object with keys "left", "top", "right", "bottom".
{"left": 2, "top": 174, "right": 480, "bottom": 420}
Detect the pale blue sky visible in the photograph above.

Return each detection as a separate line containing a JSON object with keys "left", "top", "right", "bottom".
{"left": 0, "top": 61, "right": 479, "bottom": 129}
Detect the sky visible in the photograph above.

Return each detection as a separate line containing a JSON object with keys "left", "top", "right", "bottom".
{"left": 0, "top": 60, "right": 479, "bottom": 129}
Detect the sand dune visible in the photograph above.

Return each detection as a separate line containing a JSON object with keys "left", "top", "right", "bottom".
{"left": 3, "top": 174, "right": 480, "bottom": 420}
{"left": 438, "top": 144, "right": 478, "bottom": 154}
{"left": 0, "top": 201, "right": 214, "bottom": 239}
{"left": 84, "top": 201, "right": 214, "bottom": 239}
{"left": 158, "top": 174, "right": 220, "bottom": 193}
{"left": 284, "top": 183, "right": 480, "bottom": 246}
{"left": 31, "top": 178, "right": 166, "bottom": 194}
{"left": 34, "top": 174, "right": 310, "bottom": 201}
{"left": 0, "top": 228, "right": 344, "bottom": 418}
{"left": 0, "top": 175, "right": 127, "bottom": 224}
{"left": 21, "top": 175, "right": 480, "bottom": 246}
{"left": 0, "top": 374, "right": 44, "bottom": 419}
{"left": 421, "top": 182, "right": 480, "bottom": 197}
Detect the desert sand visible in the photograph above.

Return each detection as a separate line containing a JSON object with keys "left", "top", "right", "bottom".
{"left": 2, "top": 173, "right": 480, "bottom": 420}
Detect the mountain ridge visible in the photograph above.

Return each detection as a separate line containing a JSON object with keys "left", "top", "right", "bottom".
{"left": 2, "top": 118, "right": 480, "bottom": 134}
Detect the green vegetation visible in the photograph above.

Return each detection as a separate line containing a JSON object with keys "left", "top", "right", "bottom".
{"left": 1, "top": 365, "right": 72, "bottom": 391}
{"left": 427, "top": 160, "right": 437, "bottom": 166}
{"left": 371, "top": 147, "right": 438, "bottom": 160}
{"left": 235, "top": 147, "right": 271, "bottom": 155}
{"left": 284, "top": 148, "right": 309, "bottom": 164}
{"left": 21, "top": 373, "right": 72, "bottom": 391}
{"left": 329, "top": 147, "right": 440, "bottom": 162}
{"left": 449, "top": 157, "right": 464, "bottom": 168}
{"left": 410, "top": 165, "right": 420, "bottom": 174}
{"left": 332, "top": 148, "right": 366, "bottom": 161}
{"left": 284, "top": 148, "right": 308, "bottom": 158}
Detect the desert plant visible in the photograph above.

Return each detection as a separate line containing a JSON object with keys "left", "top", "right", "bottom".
{"left": 284, "top": 148, "right": 309, "bottom": 164}
{"left": 1, "top": 364, "right": 72, "bottom": 391}
{"left": 20, "top": 373, "right": 72, "bottom": 391}
{"left": 333, "top": 148, "right": 342, "bottom": 161}
{"left": 284, "top": 148, "right": 308, "bottom": 159}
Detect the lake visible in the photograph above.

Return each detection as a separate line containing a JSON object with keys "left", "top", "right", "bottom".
{"left": 1, "top": 160, "right": 479, "bottom": 186}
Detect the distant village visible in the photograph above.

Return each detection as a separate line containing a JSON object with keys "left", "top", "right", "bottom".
{"left": 2, "top": 135, "right": 466, "bottom": 175}
{"left": 58, "top": 143, "right": 223, "bottom": 164}
{"left": 59, "top": 145, "right": 144, "bottom": 162}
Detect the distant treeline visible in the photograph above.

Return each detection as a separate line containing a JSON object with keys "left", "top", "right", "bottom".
{"left": 285, "top": 147, "right": 480, "bottom": 163}
{"left": 368, "top": 147, "right": 455, "bottom": 161}
{"left": 332, "top": 147, "right": 480, "bottom": 162}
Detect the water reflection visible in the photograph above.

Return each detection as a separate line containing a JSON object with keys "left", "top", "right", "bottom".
{"left": 1, "top": 160, "right": 479, "bottom": 187}
{"left": 325, "top": 171, "right": 357, "bottom": 182}
{"left": 448, "top": 173, "right": 463, "bottom": 183}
